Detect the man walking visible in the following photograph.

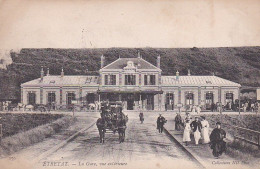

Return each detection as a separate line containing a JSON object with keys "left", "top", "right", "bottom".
{"left": 190, "top": 116, "right": 202, "bottom": 145}
{"left": 157, "top": 114, "right": 167, "bottom": 133}
{"left": 210, "top": 122, "right": 227, "bottom": 158}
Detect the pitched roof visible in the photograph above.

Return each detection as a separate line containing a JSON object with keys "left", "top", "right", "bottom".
{"left": 21, "top": 75, "right": 99, "bottom": 87}
{"left": 161, "top": 75, "right": 241, "bottom": 87}
{"left": 102, "top": 58, "right": 160, "bottom": 70}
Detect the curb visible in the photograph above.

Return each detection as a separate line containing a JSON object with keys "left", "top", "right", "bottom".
{"left": 35, "top": 122, "right": 96, "bottom": 162}
{"left": 163, "top": 126, "right": 206, "bottom": 169}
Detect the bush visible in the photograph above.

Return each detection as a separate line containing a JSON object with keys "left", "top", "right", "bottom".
{"left": 0, "top": 116, "right": 75, "bottom": 157}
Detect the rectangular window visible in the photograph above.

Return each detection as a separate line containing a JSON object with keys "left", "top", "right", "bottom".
{"left": 48, "top": 92, "right": 56, "bottom": 104}
{"left": 67, "top": 92, "right": 76, "bottom": 105}
{"left": 166, "top": 93, "right": 174, "bottom": 105}
{"left": 105, "top": 75, "right": 116, "bottom": 85}
{"left": 125, "top": 75, "right": 136, "bottom": 85}
{"left": 144, "top": 75, "right": 156, "bottom": 85}
{"left": 205, "top": 93, "right": 214, "bottom": 104}
{"left": 186, "top": 93, "right": 194, "bottom": 105}
{"left": 226, "top": 93, "right": 233, "bottom": 103}
{"left": 28, "top": 92, "right": 36, "bottom": 105}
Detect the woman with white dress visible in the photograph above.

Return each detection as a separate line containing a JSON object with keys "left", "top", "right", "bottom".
{"left": 196, "top": 106, "right": 201, "bottom": 114}
{"left": 183, "top": 120, "right": 191, "bottom": 146}
{"left": 200, "top": 116, "right": 210, "bottom": 144}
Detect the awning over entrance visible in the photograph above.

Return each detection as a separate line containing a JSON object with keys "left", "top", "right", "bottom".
{"left": 97, "top": 90, "right": 163, "bottom": 94}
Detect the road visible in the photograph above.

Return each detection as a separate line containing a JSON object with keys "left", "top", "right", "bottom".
{"left": 0, "top": 112, "right": 201, "bottom": 169}
{"left": 39, "top": 114, "right": 199, "bottom": 169}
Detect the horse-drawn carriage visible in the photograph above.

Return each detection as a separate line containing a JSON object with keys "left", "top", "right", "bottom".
{"left": 97, "top": 101, "right": 128, "bottom": 143}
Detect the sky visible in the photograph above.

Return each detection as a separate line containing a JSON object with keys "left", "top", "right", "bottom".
{"left": 0, "top": 0, "right": 259, "bottom": 65}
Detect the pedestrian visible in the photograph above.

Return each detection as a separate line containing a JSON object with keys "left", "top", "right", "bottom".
{"left": 192, "top": 105, "right": 196, "bottom": 114}
{"left": 211, "top": 102, "right": 215, "bottom": 112}
{"left": 200, "top": 116, "right": 210, "bottom": 144}
{"left": 243, "top": 103, "right": 247, "bottom": 113}
{"left": 190, "top": 116, "right": 202, "bottom": 145}
{"left": 185, "top": 112, "right": 192, "bottom": 122}
{"left": 251, "top": 102, "right": 255, "bottom": 112}
{"left": 175, "top": 112, "right": 183, "bottom": 131}
{"left": 139, "top": 111, "right": 144, "bottom": 124}
{"left": 210, "top": 122, "right": 227, "bottom": 158}
{"left": 183, "top": 120, "right": 191, "bottom": 146}
{"left": 196, "top": 106, "right": 201, "bottom": 114}
{"left": 157, "top": 114, "right": 167, "bottom": 133}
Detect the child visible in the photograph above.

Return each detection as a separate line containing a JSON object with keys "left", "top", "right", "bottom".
{"left": 183, "top": 120, "right": 191, "bottom": 146}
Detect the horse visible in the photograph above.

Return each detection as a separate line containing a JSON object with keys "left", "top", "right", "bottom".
{"left": 17, "top": 103, "right": 25, "bottom": 111}
{"left": 24, "top": 105, "right": 34, "bottom": 111}
{"left": 88, "top": 103, "right": 96, "bottom": 111}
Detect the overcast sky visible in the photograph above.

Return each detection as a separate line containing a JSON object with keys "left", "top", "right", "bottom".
{"left": 0, "top": 0, "right": 259, "bottom": 50}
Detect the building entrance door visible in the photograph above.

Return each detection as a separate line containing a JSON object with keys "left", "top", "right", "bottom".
{"left": 147, "top": 94, "right": 154, "bottom": 110}
{"left": 127, "top": 94, "right": 134, "bottom": 110}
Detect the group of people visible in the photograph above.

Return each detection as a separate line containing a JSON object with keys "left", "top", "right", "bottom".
{"left": 175, "top": 112, "right": 227, "bottom": 158}
{"left": 242, "top": 101, "right": 259, "bottom": 113}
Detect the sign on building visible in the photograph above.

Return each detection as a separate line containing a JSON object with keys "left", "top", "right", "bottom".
{"left": 257, "top": 88, "right": 260, "bottom": 101}
{"left": 71, "top": 100, "right": 77, "bottom": 104}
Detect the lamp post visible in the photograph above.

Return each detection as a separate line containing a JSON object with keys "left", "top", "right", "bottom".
{"left": 239, "top": 87, "right": 241, "bottom": 115}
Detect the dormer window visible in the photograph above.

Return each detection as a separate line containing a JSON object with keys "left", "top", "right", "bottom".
{"left": 144, "top": 75, "right": 156, "bottom": 85}
{"left": 125, "top": 75, "right": 136, "bottom": 85}
{"left": 105, "top": 75, "right": 116, "bottom": 85}
{"left": 206, "top": 81, "right": 212, "bottom": 84}
{"left": 49, "top": 80, "right": 55, "bottom": 84}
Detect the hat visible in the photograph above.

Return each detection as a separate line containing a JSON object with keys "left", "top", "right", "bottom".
{"left": 216, "top": 122, "right": 221, "bottom": 125}
{"left": 201, "top": 116, "right": 205, "bottom": 119}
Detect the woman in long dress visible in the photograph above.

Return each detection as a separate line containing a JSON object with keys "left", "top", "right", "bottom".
{"left": 183, "top": 120, "right": 191, "bottom": 146}
{"left": 200, "top": 116, "right": 210, "bottom": 144}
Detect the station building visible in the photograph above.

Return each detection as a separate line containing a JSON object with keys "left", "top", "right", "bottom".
{"left": 21, "top": 55, "right": 241, "bottom": 111}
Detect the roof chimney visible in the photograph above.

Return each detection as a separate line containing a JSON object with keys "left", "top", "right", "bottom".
{"left": 101, "top": 55, "right": 105, "bottom": 68}
{"left": 61, "top": 67, "right": 64, "bottom": 77}
{"left": 138, "top": 52, "right": 141, "bottom": 58}
{"left": 157, "top": 55, "right": 161, "bottom": 68}
{"left": 46, "top": 68, "right": 50, "bottom": 76}
{"left": 176, "top": 70, "right": 179, "bottom": 80}
{"left": 188, "top": 69, "right": 191, "bottom": 76}
{"left": 40, "top": 66, "right": 44, "bottom": 80}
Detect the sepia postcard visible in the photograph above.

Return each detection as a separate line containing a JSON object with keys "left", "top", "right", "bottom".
{"left": 0, "top": 0, "right": 260, "bottom": 169}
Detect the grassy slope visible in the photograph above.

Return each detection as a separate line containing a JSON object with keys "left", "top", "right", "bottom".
{"left": 0, "top": 47, "right": 260, "bottom": 100}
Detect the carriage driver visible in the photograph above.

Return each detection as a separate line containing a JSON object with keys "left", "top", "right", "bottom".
{"left": 96, "top": 114, "right": 106, "bottom": 143}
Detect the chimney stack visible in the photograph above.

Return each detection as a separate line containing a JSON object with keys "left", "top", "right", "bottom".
{"left": 61, "top": 67, "right": 64, "bottom": 77}
{"left": 138, "top": 52, "right": 141, "bottom": 58}
{"left": 101, "top": 55, "right": 105, "bottom": 68}
{"left": 188, "top": 69, "right": 191, "bottom": 76}
{"left": 47, "top": 68, "right": 50, "bottom": 76}
{"left": 157, "top": 55, "right": 161, "bottom": 68}
{"left": 40, "top": 66, "right": 44, "bottom": 81}
{"left": 176, "top": 70, "right": 179, "bottom": 80}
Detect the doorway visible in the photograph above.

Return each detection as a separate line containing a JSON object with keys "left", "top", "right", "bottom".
{"left": 127, "top": 94, "right": 134, "bottom": 110}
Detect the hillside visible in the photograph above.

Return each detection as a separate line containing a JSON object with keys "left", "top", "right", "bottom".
{"left": 0, "top": 47, "right": 260, "bottom": 100}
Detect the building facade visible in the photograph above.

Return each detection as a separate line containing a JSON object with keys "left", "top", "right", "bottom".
{"left": 21, "top": 55, "right": 241, "bottom": 111}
